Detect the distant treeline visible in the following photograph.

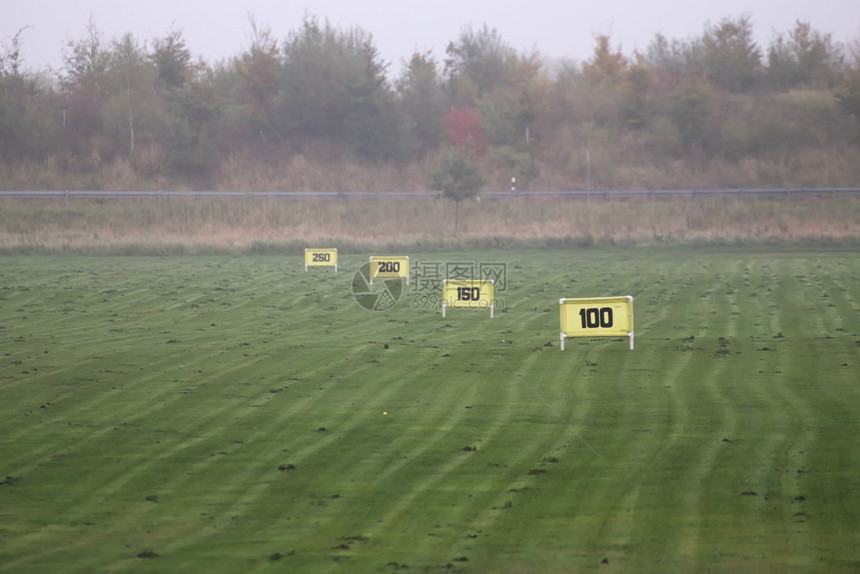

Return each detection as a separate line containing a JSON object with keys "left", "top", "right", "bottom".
{"left": 1, "top": 14, "right": 859, "bottom": 190}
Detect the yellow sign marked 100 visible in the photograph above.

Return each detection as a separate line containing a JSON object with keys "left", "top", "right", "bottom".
{"left": 304, "top": 248, "right": 337, "bottom": 272}
{"left": 559, "top": 296, "right": 633, "bottom": 350}
{"left": 442, "top": 279, "right": 495, "bottom": 318}
{"left": 369, "top": 256, "right": 410, "bottom": 285}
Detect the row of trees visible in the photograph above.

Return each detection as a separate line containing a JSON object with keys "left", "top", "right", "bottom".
{"left": 1, "top": 14, "right": 859, "bottom": 188}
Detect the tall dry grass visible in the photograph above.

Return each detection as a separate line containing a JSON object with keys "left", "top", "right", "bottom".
{"left": 216, "top": 151, "right": 430, "bottom": 192}
{"left": 1, "top": 194, "right": 857, "bottom": 254}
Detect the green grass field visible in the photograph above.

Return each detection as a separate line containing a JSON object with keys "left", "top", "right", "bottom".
{"left": 1, "top": 248, "right": 858, "bottom": 573}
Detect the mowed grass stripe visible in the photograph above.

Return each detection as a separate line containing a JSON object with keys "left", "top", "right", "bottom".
{"left": 149, "top": 306, "right": 506, "bottom": 569}
{"left": 0, "top": 294, "right": 232, "bottom": 490}
{"left": 351, "top": 345, "right": 596, "bottom": 572}
{"left": 587, "top": 256, "right": 754, "bottom": 569}
{"left": 352, "top": 371, "right": 518, "bottom": 568}
{"left": 589, "top": 344, "right": 706, "bottom": 570}
{"left": 674, "top": 282, "right": 763, "bottom": 568}
{"left": 657, "top": 256, "right": 789, "bottom": 568}
{"left": 317, "top": 329, "right": 533, "bottom": 569}
{"left": 3, "top": 321, "right": 291, "bottom": 479}
{"left": 263, "top": 315, "right": 557, "bottom": 569}
{"left": 104, "top": 301, "right": 441, "bottom": 565}
{"left": 2, "top": 350, "right": 314, "bottom": 567}
{"left": 454, "top": 341, "right": 672, "bottom": 570}
{"left": 2, "top": 250, "right": 860, "bottom": 573}
{"left": 0, "top": 257, "right": 340, "bottom": 571}
{"left": 581, "top": 341, "right": 699, "bottom": 570}
{"left": 146, "top": 362, "right": 416, "bottom": 569}
{"left": 764, "top": 255, "right": 860, "bottom": 568}
{"left": 710, "top": 263, "right": 806, "bottom": 564}
{"left": 400, "top": 349, "right": 557, "bottom": 564}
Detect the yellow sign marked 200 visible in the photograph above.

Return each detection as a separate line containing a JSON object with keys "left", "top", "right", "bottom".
{"left": 369, "top": 256, "right": 410, "bottom": 285}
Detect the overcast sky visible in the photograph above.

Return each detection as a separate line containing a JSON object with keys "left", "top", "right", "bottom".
{"left": 4, "top": 0, "right": 859, "bottom": 76}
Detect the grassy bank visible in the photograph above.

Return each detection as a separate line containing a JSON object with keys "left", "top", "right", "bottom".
{"left": 1, "top": 194, "right": 859, "bottom": 254}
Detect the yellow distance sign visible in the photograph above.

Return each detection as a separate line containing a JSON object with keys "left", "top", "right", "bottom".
{"left": 304, "top": 248, "right": 338, "bottom": 272}
{"left": 442, "top": 279, "right": 495, "bottom": 318}
{"left": 559, "top": 296, "right": 634, "bottom": 350}
{"left": 369, "top": 256, "right": 409, "bottom": 285}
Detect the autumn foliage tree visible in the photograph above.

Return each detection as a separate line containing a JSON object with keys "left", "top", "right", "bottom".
{"left": 275, "top": 15, "right": 398, "bottom": 161}
{"left": 395, "top": 52, "right": 447, "bottom": 158}
{"left": 702, "top": 15, "right": 762, "bottom": 92}
{"left": 583, "top": 35, "right": 628, "bottom": 86}
{"left": 232, "top": 20, "right": 281, "bottom": 142}
{"left": 1, "top": 13, "right": 859, "bottom": 190}
{"left": 0, "top": 28, "right": 55, "bottom": 160}
{"left": 434, "top": 107, "right": 488, "bottom": 231}
{"left": 768, "top": 21, "right": 843, "bottom": 90}
{"left": 443, "top": 107, "right": 488, "bottom": 155}
{"left": 445, "top": 24, "right": 515, "bottom": 100}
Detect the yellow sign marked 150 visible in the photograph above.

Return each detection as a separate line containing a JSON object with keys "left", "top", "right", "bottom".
{"left": 559, "top": 296, "right": 634, "bottom": 350}
{"left": 442, "top": 279, "right": 495, "bottom": 318}
{"left": 369, "top": 255, "right": 410, "bottom": 285}
{"left": 304, "top": 248, "right": 337, "bottom": 272}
